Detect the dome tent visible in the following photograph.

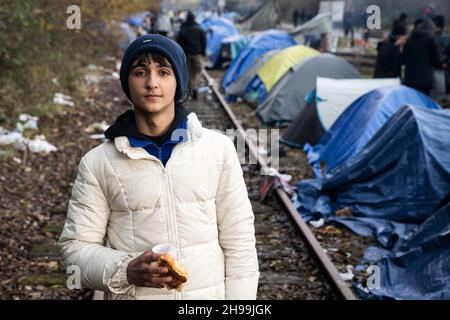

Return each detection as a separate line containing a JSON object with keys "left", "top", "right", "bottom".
{"left": 280, "top": 77, "right": 400, "bottom": 147}
{"left": 255, "top": 53, "right": 360, "bottom": 125}
{"left": 221, "top": 30, "right": 297, "bottom": 100}
{"left": 306, "top": 85, "right": 441, "bottom": 176}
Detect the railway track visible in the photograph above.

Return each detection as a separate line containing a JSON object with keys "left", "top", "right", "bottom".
{"left": 184, "top": 69, "right": 359, "bottom": 300}
{"left": 333, "top": 51, "right": 376, "bottom": 76}
{"left": 94, "top": 66, "right": 366, "bottom": 301}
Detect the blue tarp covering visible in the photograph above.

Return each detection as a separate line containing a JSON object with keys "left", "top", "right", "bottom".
{"left": 305, "top": 85, "right": 440, "bottom": 177}
{"left": 295, "top": 105, "right": 450, "bottom": 299}
{"left": 243, "top": 76, "right": 267, "bottom": 104}
{"left": 200, "top": 17, "right": 239, "bottom": 67}
{"left": 222, "top": 34, "right": 251, "bottom": 61}
{"left": 354, "top": 197, "right": 450, "bottom": 299}
{"left": 124, "top": 11, "right": 149, "bottom": 27}
{"left": 222, "top": 30, "right": 297, "bottom": 99}
{"left": 246, "top": 76, "right": 268, "bottom": 104}
{"left": 296, "top": 105, "right": 450, "bottom": 222}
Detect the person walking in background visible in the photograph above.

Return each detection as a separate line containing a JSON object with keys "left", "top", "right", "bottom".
{"left": 374, "top": 22, "right": 407, "bottom": 78}
{"left": 176, "top": 11, "right": 206, "bottom": 100}
{"left": 343, "top": 5, "right": 355, "bottom": 46}
{"left": 143, "top": 11, "right": 157, "bottom": 34}
{"left": 299, "top": 9, "right": 306, "bottom": 25}
{"left": 393, "top": 13, "right": 408, "bottom": 36}
{"left": 433, "top": 15, "right": 450, "bottom": 93}
{"left": 401, "top": 18, "right": 442, "bottom": 96}
{"left": 292, "top": 9, "right": 300, "bottom": 28}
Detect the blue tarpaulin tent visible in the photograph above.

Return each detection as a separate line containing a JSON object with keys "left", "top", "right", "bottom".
{"left": 221, "top": 34, "right": 251, "bottom": 62}
{"left": 221, "top": 30, "right": 297, "bottom": 99}
{"left": 295, "top": 105, "right": 450, "bottom": 299}
{"left": 200, "top": 17, "right": 239, "bottom": 67}
{"left": 305, "top": 85, "right": 441, "bottom": 177}
{"left": 296, "top": 105, "right": 450, "bottom": 222}
{"left": 353, "top": 197, "right": 450, "bottom": 299}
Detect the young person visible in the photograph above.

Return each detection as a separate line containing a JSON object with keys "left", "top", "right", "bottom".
{"left": 58, "top": 34, "right": 259, "bottom": 300}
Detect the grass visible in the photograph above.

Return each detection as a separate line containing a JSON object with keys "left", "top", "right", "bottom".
{"left": 0, "top": 145, "right": 16, "bottom": 164}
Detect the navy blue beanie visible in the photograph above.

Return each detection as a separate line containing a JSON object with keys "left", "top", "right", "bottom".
{"left": 120, "top": 34, "right": 188, "bottom": 102}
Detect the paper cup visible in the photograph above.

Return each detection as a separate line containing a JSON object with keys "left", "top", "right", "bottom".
{"left": 152, "top": 243, "right": 177, "bottom": 258}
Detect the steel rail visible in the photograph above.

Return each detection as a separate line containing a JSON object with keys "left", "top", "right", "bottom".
{"left": 203, "top": 69, "right": 357, "bottom": 300}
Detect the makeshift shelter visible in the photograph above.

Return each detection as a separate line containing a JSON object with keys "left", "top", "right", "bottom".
{"left": 295, "top": 105, "right": 450, "bottom": 300}
{"left": 280, "top": 77, "right": 400, "bottom": 147}
{"left": 257, "top": 45, "right": 319, "bottom": 93}
{"left": 290, "top": 13, "right": 333, "bottom": 42}
{"left": 237, "top": 0, "right": 280, "bottom": 32}
{"left": 296, "top": 105, "right": 450, "bottom": 223}
{"left": 219, "top": 34, "right": 251, "bottom": 65}
{"left": 201, "top": 17, "right": 239, "bottom": 67}
{"left": 255, "top": 53, "right": 360, "bottom": 125}
{"left": 353, "top": 197, "right": 450, "bottom": 299}
{"left": 244, "top": 45, "right": 319, "bottom": 104}
{"left": 306, "top": 85, "right": 441, "bottom": 176}
{"left": 226, "top": 50, "right": 279, "bottom": 97}
{"left": 221, "top": 30, "right": 297, "bottom": 98}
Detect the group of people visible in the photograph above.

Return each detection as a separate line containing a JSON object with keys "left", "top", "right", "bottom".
{"left": 374, "top": 13, "right": 450, "bottom": 97}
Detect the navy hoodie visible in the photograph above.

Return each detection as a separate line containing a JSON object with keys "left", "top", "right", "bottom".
{"left": 104, "top": 105, "right": 188, "bottom": 166}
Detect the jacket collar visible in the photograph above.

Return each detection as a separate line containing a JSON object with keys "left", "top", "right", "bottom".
{"left": 113, "top": 112, "right": 203, "bottom": 160}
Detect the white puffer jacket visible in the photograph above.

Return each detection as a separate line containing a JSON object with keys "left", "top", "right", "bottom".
{"left": 58, "top": 112, "right": 259, "bottom": 300}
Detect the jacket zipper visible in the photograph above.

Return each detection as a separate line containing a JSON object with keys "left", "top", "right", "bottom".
{"left": 164, "top": 142, "right": 191, "bottom": 300}
{"left": 165, "top": 164, "right": 183, "bottom": 300}
{"left": 138, "top": 142, "right": 191, "bottom": 300}
{"left": 161, "top": 142, "right": 190, "bottom": 300}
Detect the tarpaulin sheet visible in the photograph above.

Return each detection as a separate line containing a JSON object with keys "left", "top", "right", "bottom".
{"left": 296, "top": 105, "right": 450, "bottom": 222}
{"left": 294, "top": 105, "right": 450, "bottom": 299}
{"left": 222, "top": 30, "right": 296, "bottom": 98}
{"left": 305, "top": 85, "right": 440, "bottom": 177}
{"left": 201, "top": 17, "right": 239, "bottom": 67}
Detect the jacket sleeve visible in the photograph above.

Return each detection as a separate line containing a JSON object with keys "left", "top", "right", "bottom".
{"left": 215, "top": 138, "right": 260, "bottom": 300}
{"left": 58, "top": 155, "right": 135, "bottom": 295}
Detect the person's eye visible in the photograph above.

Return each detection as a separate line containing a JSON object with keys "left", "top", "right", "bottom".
{"left": 160, "top": 69, "right": 171, "bottom": 77}
{"left": 135, "top": 70, "right": 147, "bottom": 77}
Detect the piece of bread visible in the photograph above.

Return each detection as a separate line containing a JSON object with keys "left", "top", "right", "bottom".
{"left": 158, "top": 253, "right": 188, "bottom": 291}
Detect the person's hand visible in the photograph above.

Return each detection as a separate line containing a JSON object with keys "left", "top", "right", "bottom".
{"left": 157, "top": 259, "right": 186, "bottom": 289}
{"left": 126, "top": 250, "right": 172, "bottom": 288}
{"left": 166, "top": 276, "right": 185, "bottom": 290}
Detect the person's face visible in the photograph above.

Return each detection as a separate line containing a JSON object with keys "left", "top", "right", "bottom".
{"left": 128, "top": 53, "right": 177, "bottom": 115}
